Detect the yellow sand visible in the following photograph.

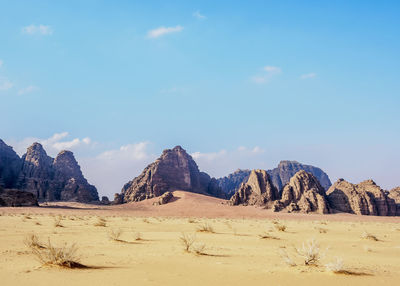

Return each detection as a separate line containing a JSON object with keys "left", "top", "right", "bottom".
{"left": 0, "top": 193, "right": 399, "bottom": 286}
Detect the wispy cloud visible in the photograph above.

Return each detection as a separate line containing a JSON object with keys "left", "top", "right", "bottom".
{"left": 18, "top": 85, "right": 38, "bottom": 95}
{"left": 193, "top": 11, "right": 206, "bottom": 20}
{"left": 147, "top": 25, "right": 183, "bottom": 38}
{"left": 300, "top": 72, "right": 317, "bottom": 79}
{"left": 0, "top": 77, "right": 13, "bottom": 91}
{"left": 251, "top": 66, "right": 282, "bottom": 84}
{"left": 22, "top": 24, "right": 53, "bottom": 35}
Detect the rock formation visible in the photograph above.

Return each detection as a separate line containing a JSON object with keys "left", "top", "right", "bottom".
{"left": 388, "top": 187, "right": 400, "bottom": 215}
{"left": 0, "top": 139, "right": 22, "bottom": 189}
{"left": 268, "top": 161, "right": 332, "bottom": 192}
{"left": 0, "top": 186, "right": 38, "bottom": 207}
{"left": 326, "top": 179, "right": 396, "bottom": 216}
{"left": 153, "top": 191, "right": 174, "bottom": 205}
{"left": 120, "top": 146, "right": 224, "bottom": 203}
{"left": 217, "top": 161, "right": 331, "bottom": 196}
{"left": 0, "top": 140, "right": 98, "bottom": 203}
{"left": 229, "top": 169, "right": 279, "bottom": 206}
{"left": 272, "top": 170, "right": 330, "bottom": 214}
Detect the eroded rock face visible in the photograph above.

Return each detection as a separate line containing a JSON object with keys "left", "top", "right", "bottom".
{"left": 268, "top": 161, "right": 332, "bottom": 192}
{"left": 229, "top": 169, "right": 279, "bottom": 206}
{"left": 121, "top": 146, "right": 224, "bottom": 203}
{"left": 326, "top": 179, "right": 396, "bottom": 216}
{"left": 0, "top": 139, "right": 22, "bottom": 188}
{"left": 17, "top": 143, "right": 98, "bottom": 202}
{"left": 0, "top": 186, "right": 38, "bottom": 207}
{"left": 153, "top": 191, "right": 174, "bottom": 205}
{"left": 216, "top": 169, "right": 251, "bottom": 198}
{"left": 388, "top": 187, "right": 400, "bottom": 216}
{"left": 272, "top": 170, "right": 330, "bottom": 214}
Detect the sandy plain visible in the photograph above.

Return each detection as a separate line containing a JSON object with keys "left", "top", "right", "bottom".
{"left": 0, "top": 191, "right": 399, "bottom": 286}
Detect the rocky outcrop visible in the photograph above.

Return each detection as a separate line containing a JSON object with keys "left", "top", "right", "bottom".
{"left": 272, "top": 171, "right": 330, "bottom": 214}
{"left": 0, "top": 139, "right": 22, "bottom": 188}
{"left": 268, "top": 161, "right": 332, "bottom": 192}
{"left": 216, "top": 169, "right": 251, "bottom": 198}
{"left": 100, "top": 196, "right": 110, "bottom": 205}
{"left": 229, "top": 169, "right": 279, "bottom": 206}
{"left": 0, "top": 140, "right": 98, "bottom": 203}
{"left": 326, "top": 179, "right": 396, "bottom": 216}
{"left": 121, "top": 146, "right": 224, "bottom": 203}
{"left": 388, "top": 187, "right": 400, "bottom": 215}
{"left": 217, "top": 161, "right": 331, "bottom": 196}
{"left": 153, "top": 191, "right": 174, "bottom": 205}
{"left": 0, "top": 186, "right": 38, "bottom": 207}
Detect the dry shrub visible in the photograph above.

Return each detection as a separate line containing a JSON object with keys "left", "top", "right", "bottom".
{"left": 180, "top": 233, "right": 196, "bottom": 252}
{"left": 109, "top": 229, "right": 123, "bottom": 241}
{"left": 361, "top": 231, "right": 379, "bottom": 241}
{"left": 24, "top": 234, "right": 45, "bottom": 249}
{"left": 196, "top": 222, "right": 215, "bottom": 233}
{"left": 259, "top": 232, "right": 279, "bottom": 240}
{"left": 27, "top": 237, "right": 85, "bottom": 268}
{"left": 315, "top": 227, "right": 328, "bottom": 234}
{"left": 279, "top": 249, "right": 296, "bottom": 266}
{"left": 187, "top": 218, "right": 196, "bottom": 223}
{"left": 295, "top": 238, "right": 325, "bottom": 266}
{"left": 192, "top": 243, "right": 207, "bottom": 255}
{"left": 325, "top": 257, "right": 344, "bottom": 273}
{"left": 274, "top": 223, "right": 287, "bottom": 232}
{"left": 94, "top": 217, "right": 107, "bottom": 227}
{"left": 53, "top": 216, "right": 63, "bottom": 228}
{"left": 134, "top": 232, "right": 142, "bottom": 241}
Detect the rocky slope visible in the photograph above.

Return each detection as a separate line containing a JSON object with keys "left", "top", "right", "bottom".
{"left": 388, "top": 187, "right": 400, "bottom": 215}
{"left": 120, "top": 146, "right": 224, "bottom": 203}
{"left": 229, "top": 169, "right": 279, "bottom": 206}
{"left": 217, "top": 161, "right": 331, "bottom": 196}
{"left": 272, "top": 170, "right": 330, "bottom": 214}
{"left": 0, "top": 140, "right": 98, "bottom": 203}
{"left": 326, "top": 179, "right": 396, "bottom": 216}
{"left": 0, "top": 186, "right": 38, "bottom": 207}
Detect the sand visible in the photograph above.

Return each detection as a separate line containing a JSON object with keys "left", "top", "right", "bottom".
{"left": 0, "top": 191, "right": 399, "bottom": 286}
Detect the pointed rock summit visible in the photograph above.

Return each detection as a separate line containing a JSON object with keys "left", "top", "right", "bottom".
{"left": 272, "top": 170, "right": 330, "bottom": 214}
{"left": 326, "top": 179, "right": 396, "bottom": 216}
{"left": 120, "top": 146, "right": 223, "bottom": 203}
{"left": 229, "top": 169, "right": 279, "bottom": 206}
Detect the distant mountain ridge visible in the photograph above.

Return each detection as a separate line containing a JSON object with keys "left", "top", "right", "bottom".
{"left": 0, "top": 139, "right": 98, "bottom": 203}
{"left": 216, "top": 160, "right": 332, "bottom": 196}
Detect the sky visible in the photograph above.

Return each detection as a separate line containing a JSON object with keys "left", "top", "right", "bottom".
{"left": 1, "top": 0, "right": 399, "bottom": 198}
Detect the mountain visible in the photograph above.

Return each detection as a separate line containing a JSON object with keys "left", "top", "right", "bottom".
{"left": 216, "top": 160, "right": 331, "bottom": 196}
{"left": 388, "top": 187, "right": 400, "bottom": 215}
{"left": 0, "top": 186, "right": 38, "bottom": 207}
{"left": 0, "top": 140, "right": 99, "bottom": 203}
{"left": 120, "top": 146, "right": 224, "bottom": 203}
{"left": 272, "top": 170, "right": 330, "bottom": 214}
{"left": 229, "top": 169, "right": 278, "bottom": 206}
{"left": 326, "top": 179, "right": 396, "bottom": 216}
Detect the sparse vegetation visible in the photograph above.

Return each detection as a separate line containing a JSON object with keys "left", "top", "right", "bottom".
{"left": 24, "top": 234, "right": 45, "bottom": 249}
{"left": 279, "top": 249, "right": 296, "bottom": 266}
{"left": 361, "top": 231, "right": 379, "bottom": 241}
{"left": 108, "top": 229, "right": 123, "bottom": 241}
{"left": 259, "top": 232, "right": 279, "bottom": 240}
{"left": 192, "top": 243, "right": 207, "bottom": 255}
{"left": 196, "top": 222, "right": 215, "bottom": 233}
{"left": 179, "top": 233, "right": 196, "bottom": 252}
{"left": 53, "top": 216, "right": 63, "bottom": 227}
{"left": 134, "top": 232, "right": 142, "bottom": 241}
{"left": 274, "top": 223, "right": 287, "bottom": 232}
{"left": 294, "top": 238, "right": 325, "bottom": 266}
{"left": 325, "top": 257, "right": 344, "bottom": 273}
{"left": 94, "top": 217, "right": 107, "bottom": 227}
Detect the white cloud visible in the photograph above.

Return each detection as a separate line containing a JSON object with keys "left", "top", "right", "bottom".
{"left": 147, "top": 25, "right": 183, "bottom": 38}
{"left": 0, "top": 77, "right": 13, "bottom": 91}
{"left": 193, "top": 11, "right": 206, "bottom": 20}
{"left": 22, "top": 24, "right": 53, "bottom": 35}
{"left": 300, "top": 72, "right": 317, "bottom": 79}
{"left": 10, "top": 132, "right": 94, "bottom": 156}
{"left": 18, "top": 85, "right": 38, "bottom": 95}
{"left": 251, "top": 65, "right": 282, "bottom": 84}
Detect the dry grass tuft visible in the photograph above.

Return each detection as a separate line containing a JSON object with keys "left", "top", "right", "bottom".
{"left": 279, "top": 249, "right": 296, "bottom": 266}
{"left": 259, "top": 232, "right": 279, "bottom": 240}
{"left": 274, "top": 223, "right": 287, "bottom": 232}
{"left": 192, "top": 243, "right": 207, "bottom": 255}
{"left": 361, "top": 231, "right": 379, "bottom": 241}
{"left": 24, "top": 234, "right": 45, "bottom": 249}
{"left": 108, "top": 229, "right": 123, "bottom": 241}
{"left": 180, "top": 233, "right": 196, "bottom": 252}
{"left": 196, "top": 222, "right": 215, "bottom": 233}
{"left": 325, "top": 257, "right": 344, "bottom": 273}
{"left": 294, "top": 238, "right": 325, "bottom": 266}
{"left": 94, "top": 217, "right": 107, "bottom": 227}
{"left": 53, "top": 216, "right": 63, "bottom": 228}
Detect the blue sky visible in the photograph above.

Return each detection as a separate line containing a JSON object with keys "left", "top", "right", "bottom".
{"left": 1, "top": 1, "right": 399, "bottom": 197}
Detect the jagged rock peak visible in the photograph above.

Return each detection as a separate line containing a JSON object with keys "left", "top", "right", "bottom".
{"left": 229, "top": 169, "right": 279, "bottom": 206}
{"left": 326, "top": 179, "right": 396, "bottom": 216}
{"left": 120, "top": 145, "right": 224, "bottom": 203}
{"left": 0, "top": 139, "right": 22, "bottom": 188}
{"left": 54, "top": 150, "right": 85, "bottom": 181}
{"left": 272, "top": 170, "right": 330, "bottom": 214}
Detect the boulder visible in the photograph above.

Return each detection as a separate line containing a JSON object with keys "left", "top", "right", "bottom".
{"left": 0, "top": 186, "right": 38, "bottom": 207}
{"left": 326, "top": 179, "right": 396, "bottom": 216}
{"left": 100, "top": 196, "right": 110, "bottom": 205}
{"left": 229, "top": 169, "right": 279, "bottom": 206}
{"left": 272, "top": 170, "right": 330, "bottom": 214}
{"left": 121, "top": 146, "right": 224, "bottom": 203}
{"left": 153, "top": 191, "right": 174, "bottom": 205}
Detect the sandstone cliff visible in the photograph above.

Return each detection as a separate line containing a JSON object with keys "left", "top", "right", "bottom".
{"left": 120, "top": 146, "right": 223, "bottom": 203}
{"left": 217, "top": 161, "right": 331, "bottom": 196}
{"left": 326, "top": 179, "right": 396, "bottom": 216}
{"left": 388, "top": 187, "right": 400, "bottom": 215}
{"left": 0, "top": 140, "right": 98, "bottom": 203}
{"left": 0, "top": 186, "right": 38, "bottom": 207}
{"left": 272, "top": 170, "right": 330, "bottom": 214}
{"left": 229, "top": 169, "right": 279, "bottom": 206}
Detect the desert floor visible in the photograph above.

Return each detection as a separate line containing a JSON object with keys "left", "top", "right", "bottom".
{"left": 0, "top": 191, "right": 399, "bottom": 286}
